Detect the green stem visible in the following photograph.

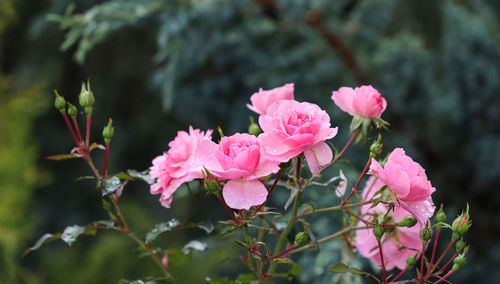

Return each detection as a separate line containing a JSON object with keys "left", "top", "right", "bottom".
{"left": 268, "top": 190, "right": 303, "bottom": 274}
{"left": 288, "top": 225, "right": 356, "bottom": 254}
{"left": 296, "top": 198, "right": 377, "bottom": 218}
{"left": 127, "top": 232, "right": 173, "bottom": 279}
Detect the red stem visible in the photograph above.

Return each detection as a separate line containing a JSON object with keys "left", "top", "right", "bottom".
{"left": 433, "top": 269, "right": 454, "bottom": 284}
{"left": 103, "top": 143, "right": 109, "bottom": 178}
{"left": 71, "top": 116, "right": 84, "bottom": 146}
{"left": 430, "top": 230, "right": 441, "bottom": 265}
{"left": 61, "top": 114, "right": 80, "bottom": 147}
{"left": 249, "top": 172, "right": 282, "bottom": 219}
{"left": 419, "top": 249, "right": 426, "bottom": 282}
{"left": 270, "top": 244, "right": 295, "bottom": 260}
{"left": 429, "top": 240, "right": 454, "bottom": 275}
{"left": 391, "top": 268, "right": 406, "bottom": 282}
{"left": 318, "top": 127, "right": 360, "bottom": 175}
{"left": 217, "top": 194, "right": 237, "bottom": 223}
{"left": 435, "top": 252, "right": 458, "bottom": 276}
{"left": 377, "top": 238, "right": 387, "bottom": 284}
{"left": 341, "top": 158, "right": 371, "bottom": 206}
{"left": 86, "top": 115, "right": 91, "bottom": 147}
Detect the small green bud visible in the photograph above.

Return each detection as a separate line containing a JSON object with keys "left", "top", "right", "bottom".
{"left": 202, "top": 170, "right": 219, "bottom": 194}
{"left": 452, "top": 232, "right": 460, "bottom": 241}
{"left": 293, "top": 231, "right": 309, "bottom": 247}
{"left": 78, "top": 81, "right": 95, "bottom": 115}
{"left": 435, "top": 204, "right": 446, "bottom": 224}
{"left": 54, "top": 90, "right": 66, "bottom": 113}
{"left": 455, "top": 239, "right": 466, "bottom": 253}
{"left": 420, "top": 225, "right": 432, "bottom": 245}
{"left": 369, "top": 134, "right": 383, "bottom": 158}
{"left": 67, "top": 102, "right": 78, "bottom": 118}
{"left": 248, "top": 122, "right": 261, "bottom": 136}
{"left": 406, "top": 254, "right": 417, "bottom": 268}
{"left": 453, "top": 254, "right": 467, "bottom": 271}
{"left": 397, "top": 216, "right": 418, "bottom": 228}
{"left": 102, "top": 118, "right": 114, "bottom": 144}
{"left": 374, "top": 222, "right": 384, "bottom": 241}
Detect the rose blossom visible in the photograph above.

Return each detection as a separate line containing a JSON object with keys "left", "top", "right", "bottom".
{"left": 356, "top": 177, "right": 425, "bottom": 270}
{"left": 198, "top": 133, "right": 280, "bottom": 210}
{"left": 369, "top": 148, "right": 436, "bottom": 224}
{"left": 257, "top": 100, "right": 338, "bottom": 176}
{"left": 149, "top": 126, "right": 212, "bottom": 208}
{"left": 331, "top": 85, "right": 387, "bottom": 118}
{"left": 247, "top": 83, "right": 294, "bottom": 115}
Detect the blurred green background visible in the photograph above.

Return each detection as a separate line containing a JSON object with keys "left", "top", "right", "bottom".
{"left": 1, "top": 0, "right": 499, "bottom": 283}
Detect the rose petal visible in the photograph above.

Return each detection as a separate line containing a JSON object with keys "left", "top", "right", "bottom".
{"left": 222, "top": 179, "right": 268, "bottom": 210}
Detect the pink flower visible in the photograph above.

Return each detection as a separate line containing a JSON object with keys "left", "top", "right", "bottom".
{"left": 258, "top": 100, "right": 338, "bottom": 176}
{"left": 331, "top": 85, "right": 387, "bottom": 118}
{"left": 247, "top": 83, "right": 294, "bottom": 115}
{"left": 198, "top": 133, "right": 280, "bottom": 210}
{"left": 356, "top": 176, "right": 425, "bottom": 270}
{"left": 149, "top": 126, "right": 213, "bottom": 208}
{"left": 369, "top": 148, "right": 436, "bottom": 224}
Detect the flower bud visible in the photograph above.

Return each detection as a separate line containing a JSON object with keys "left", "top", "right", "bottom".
{"left": 202, "top": 170, "right": 219, "bottom": 194}
{"left": 434, "top": 204, "right": 446, "bottom": 230}
{"left": 248, "top": 116, "right": 262, "bottom": 136}
{"left": 54, "top": 90, "right": 66, "bottom": 113}
{"left": 397, "top": 216, "right": 417, "bottom": 228}
{"left": 406, "top": 254, "right": 417, "bottom": 268}
{"left": 67, "top": 102, "right": 78, "bottom": 118}
{"left": 420, "top": 225, "right": 432, "bottom": 245}
{"left": 452, "top": 207, "right": 471, "bottom": 236}
{"left": 453, "top": 254, "right": 467, "bottom": 271}
{"left": 374, "top": 222, "right": 384, "bottom": 241}
{"left": 102, "top": 118, "right": 114, "bottom": 144}
{"left": 78, "top": 81, "right": 95, "bottom": 115}
{"left": 294, "top": 231, "right": 309, "bottom": 247}
{"left": 369, "top": 134, "right": 382, "bottom": 158}
{"left": 455, "top": 239, "right": 466, "bottom": 253}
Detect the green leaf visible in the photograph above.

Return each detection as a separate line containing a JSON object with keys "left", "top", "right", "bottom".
{"left": 217, "top": 225, "right": 240, "bottom": 237}
{"left": 328, "top": 263, "right": 381, "bottom": 283}
{"left": 23, "top": 233, "right": 62, "bottom": 256}
{"left": 45, "top": 153, "right": 80, "bottom": 160}
{"left": 101, "top": 176, "right": 121, "bottom": 196}
{"left": 145, "top": 219, "right": 180, "bottom": 245}
{"left": 61, "top": 225, "right": 85, "bottom": 246}
{"left": 127, "top": 169, "right": 154, "bottom": 185}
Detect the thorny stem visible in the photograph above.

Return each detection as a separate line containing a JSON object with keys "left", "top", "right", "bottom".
{"left": 341, "top": 157, "right": 371, "bottom": 206}
{"left": 71, "top": 116, "right": 84, "bottom": 146}
{"left": 249, "top": 172, "right": 282, "bottom": 219}
{"left": 433, "top": 269, "right": 454, "bottom": 284}
{"left": 377, "top": 238, "right": 387, "bottom": 284}
{"left": 103, "top": 143, "right": 110, "bottom": 178}
{"left": 86, "top": 115, "right": 91, "bottom": 147}
{"left": 61, "top": 113, "right": 80, "bottom": 147}
{"left": 391, "top": 268, "right": 407, "bottom": 282}
{"left": 317, "top": 127, "right": 361, "bottom": 176}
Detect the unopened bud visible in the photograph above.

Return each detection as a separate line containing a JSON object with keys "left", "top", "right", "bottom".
{"left": 435, "top": 204, "right": 446, "bottom": 230}
{"left": 397, "top": 216, "right": 417, "bottom": 228}
{"left": 294, "top": 231, "right": 309, "bottom": 247}
{"left": 374, "top": 222, "right": 384, "bottom": 241}
{"left": 78, "top": 81, "right": 95, "bottom": 115}
{"left": 420, "top": 226, "right": 432, "bottom": 245}
{"left": 54, "top": 90, "right": 66, "bottom": 113}
{"left": 453, "top": 254, "right": 467, "bottom": 271}
{"left": 455, "top": 239, "right": 466, "bottom": 252}
{"left": 102, "top": 118, "right": 114, "bottom": 144}
{"left": 406, "top": 254, "right": 417, "bottom": 268}
{"left": 248, "top": 123, "right": 261, "bottom": 136}
{"left": 369, "top": 134, "right": 382, "bottom": 158}
{"left": 67, "top": 102, "right": 78, "bottom": 118}
{"left": 202, "top": 170, "right": 219, "bottom": 194}
{"left": 452, "top": 211, "right": 471, "bottom": 236}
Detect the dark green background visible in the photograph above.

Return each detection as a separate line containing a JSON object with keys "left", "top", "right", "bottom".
{"left": 1, "top": 0, "right": 499, "bottom": 283}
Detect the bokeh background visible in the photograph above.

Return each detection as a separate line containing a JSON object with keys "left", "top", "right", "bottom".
{"left": 1, "top": 0, "right": 499, "bottom": 283}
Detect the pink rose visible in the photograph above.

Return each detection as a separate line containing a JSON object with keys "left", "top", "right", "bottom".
{"left": 331, "top": 85, "right": 387, "bottom": 118}
{"left": 369, "top": 148, "right": 436, "bottom": 224}
{"left": 198, "top": 133, "right": 280, "bottom": 210}
{"left": 356, "top": 176, "right": 425, "bottom": 270}
{"left": 247, "top": 83, "right": 294, "bottom": 115}
{"left": 258, "top": 100, "right": 338, "bottom": 176}
{"left": 149, "top": 126, "right": 213, "bottom": 208}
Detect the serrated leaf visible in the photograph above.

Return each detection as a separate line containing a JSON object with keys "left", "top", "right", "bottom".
{"left": 61, "top": 225, "right": 85, "bottom": 246}
{"left": 145, "top": 219, "right": 180, "bottom": 245}
{"left": 127, "top": 169, "right": 154, "bottom": 185}
{"left": 46, "top": 153, "right": 80, "bottom": 160}
{"left": 328, "top": 263, "right": 381, "bottom": 283}
{"left": 182, "top": 240, "right": 207, "bottom": 254}
{"left": 23, "top": 233, "right": 62, "bottom": 256}
{"left": 101, "top": 176, "right": 121, "bottom": 196}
